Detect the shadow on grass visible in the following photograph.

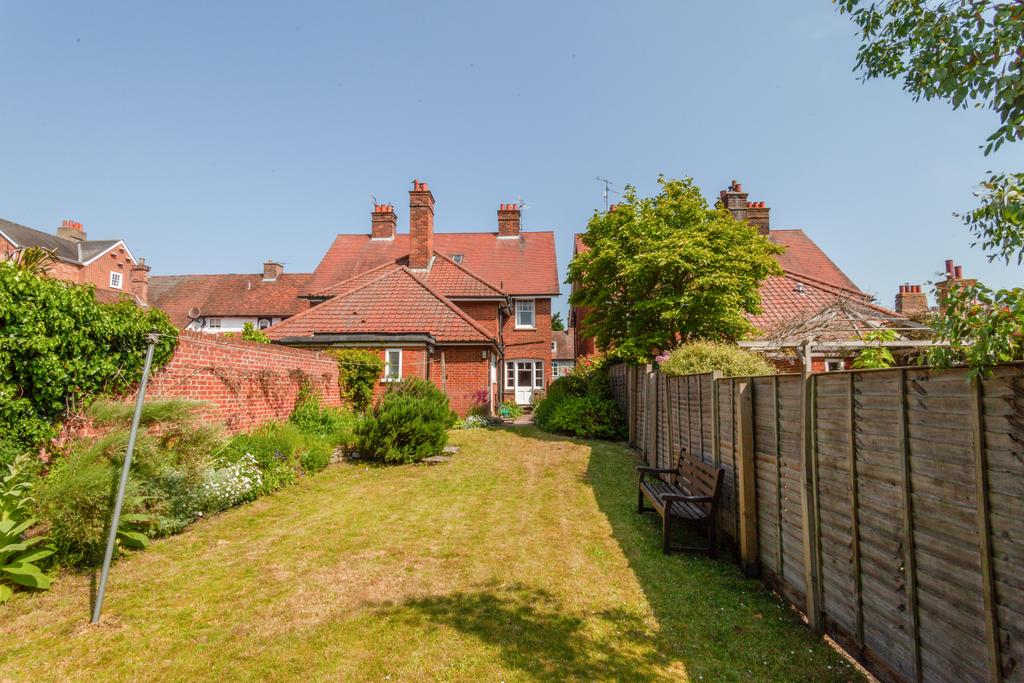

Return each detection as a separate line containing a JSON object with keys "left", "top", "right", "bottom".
{"left": 372, "top": 582, "right": 668, "bottom": 682}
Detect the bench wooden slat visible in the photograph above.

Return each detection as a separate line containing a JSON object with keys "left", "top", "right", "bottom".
{"left": 638, "top": 447, "right": 725, "bottom": 555}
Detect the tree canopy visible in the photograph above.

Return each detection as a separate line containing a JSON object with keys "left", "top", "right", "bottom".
{"left": 838, "top": 0, "right": 1024, "bottom": 373}
{"left": 567, "top": 176, "right": 782, "bottom": 362}
{"left": 551, "top": 311, "right": 565, "bottom": 331}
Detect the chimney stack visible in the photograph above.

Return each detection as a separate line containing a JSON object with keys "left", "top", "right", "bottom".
{"left": 131, "top": 258, "right": 151, "bottom": 305}
{"left": 409, "top": 179, "right": 434, "bottom": 270}
{"left": 895, "top": 283, "right": 928, "bottom": 316}
{"left": 371, "top": 203, "right": 397, "bottom": 239}
{"left": 57, "top": 219, "right": 86, "bottom": 242}
{"left": 497, "top": 203, "right": 521, "bottom": 237}
{"left": 935, "top": 259, "right": 978, "bottom": 312}
{"left": 721, "top": 181, "right": 770, "bottom": 235}
{"left": 262, "top": 260, "right": 284, "bottom": 282}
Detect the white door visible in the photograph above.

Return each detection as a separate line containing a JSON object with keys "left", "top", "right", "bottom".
{"left": 507, "top": 360, "right": 543, "bottom": 405}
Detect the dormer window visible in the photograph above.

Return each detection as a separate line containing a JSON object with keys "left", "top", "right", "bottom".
{"left": 109, "top": 271, "right": 122, "bottom": 289}
{"left": 451, "top": 254, "right": 464, "bottom": 264}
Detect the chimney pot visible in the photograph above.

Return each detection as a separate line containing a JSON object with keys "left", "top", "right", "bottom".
{"left": 945, "top": 259, "right": 955, "bottom": 275}
{"left": 57, "top": 218, "right": 86, "bottom": 242}
{"left": 498, "top": 201, "right": 521, "bottom": 237}
{"left": 371, "top": 199, "right": 398, "bottom": 239}
{"left": 954, "top": 265, "right": 963, "bottom": 279}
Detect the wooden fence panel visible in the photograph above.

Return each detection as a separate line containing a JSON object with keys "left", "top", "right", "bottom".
{"left": 982, "top": 365, "right": 1023, "bottom": 682}
{"left": 777, "top": 374, "right": 806, "bottom": 597}
{"left": 607, "top": 363, "right": 1024, "bottom": 683}
{"left": 814, "top": 372, "right": 859, "bottom": 642}
{"left": 752, "top": 376, "right": 783, "bottom": 579}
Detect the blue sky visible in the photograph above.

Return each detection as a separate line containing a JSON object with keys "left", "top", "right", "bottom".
{"left": 1, "top": 1, "right": 1020, "bottom": 317}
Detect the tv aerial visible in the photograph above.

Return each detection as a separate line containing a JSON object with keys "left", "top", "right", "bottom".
{"left": 595, "top": 177, "right": 619, "bottom": 211}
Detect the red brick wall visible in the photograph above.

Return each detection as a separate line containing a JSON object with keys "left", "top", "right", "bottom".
{"left": 502, "top": 297, "right": 553, "bottom": 396}
{"left": 456, "top": 300, "right": 501, "bottom": 336}
{"left": 78, "top": 245, "right": 138, "bottom": 297}
{"left": 146, "top": 331, "right": 341, "bottom": 433}
{"left": 361, "top": 344, "right": 490, "bottom": 417}
{"left": 429, "top": 346, "right": 491, "bottom": 416}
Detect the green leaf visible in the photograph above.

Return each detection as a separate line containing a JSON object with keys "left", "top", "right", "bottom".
{"left": 0, "top": 583, "right": 12, "bottom": 603}
{"left": 117, "top": 530, "right": 149, "bottom": 550}
{"left": 1, "top": 562, "right": 53, "bottom": 589}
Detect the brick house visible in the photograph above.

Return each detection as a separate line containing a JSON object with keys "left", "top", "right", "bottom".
{"left": 0, "top": 217, "right": 150, "bottom": 303}
{"left": 551, "top": 329, "right": 575, "bottom": 379}
{"left": 211, "top": 179, "right": 561, "bottom": 415}
{"left": 148, "top": 262, "right": 312, "bottom": 333}
{"left": 572, "top": 180, "right": 919, "bottom": 372}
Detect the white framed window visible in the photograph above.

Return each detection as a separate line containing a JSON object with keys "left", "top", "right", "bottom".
{"left": 534, "top": 361, "right": 544, "bottom": 388}
{"left": 551, "top": 341, "right": 557, "bottom": 353}
{"left": 257, "top": 318, "right": 271, "bottom": 330}
{"left": 109, "top": 271, "right": 122, "bottom": 289}
{"left": 515, "top": 299, "right": 535, "bottom": 329}
{"left": 207, "top": 318, "right": 222, "bottom": 330}
{"left": 825, "top": 360, "right": 844, "bottom": 372}
{"left": 383, "top": 349, "right": 402, "bottom": 381}
{"left": 506, "top": 360, "right": 515, "bottom": 387}
{"left": 552, "top": 361, "right": 559, "bottom": 377}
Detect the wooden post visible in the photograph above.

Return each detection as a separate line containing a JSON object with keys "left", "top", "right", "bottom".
{"left": 685, "top": 375, "right": 693, "bottom": 457}
{"left": 847, "top": 373, "right": 865, "bottom": 651}
{"left": 627, "top": 366, "right": 637, "bottom": 446}
{"left": 665, "top": 375, "right": 674, "bottom": 468}
{"left": 897, "top": 368, "right": 922, "bottom": 682}
{"left": 736, "top": 377, "right": 759, "bottom": 576}
{"left": 711, "top": 370, "right": 723, "bottom": 470}
{"left": 971, "top": 376, "right": 1003, "bottom": 682}
{"left": 774, "top": 376, "right": 785, "bottom": 580}
{"left": 799, "top": 341, "right": 824, "bottom": 634}
{"left": 647, "top": 368, "right": 657, "bottom": 467}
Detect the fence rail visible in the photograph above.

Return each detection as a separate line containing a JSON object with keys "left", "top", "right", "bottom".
{"left": 608, "top": 362, "right": 1024, "bottom": 683}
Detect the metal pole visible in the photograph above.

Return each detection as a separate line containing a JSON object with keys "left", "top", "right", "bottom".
{"left": 91, "top": 332, "right": 159, "bottom": 624}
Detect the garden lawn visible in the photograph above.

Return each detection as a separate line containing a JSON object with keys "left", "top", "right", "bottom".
{"left": 0, "top": 427, "right": 862, "bottom": 682}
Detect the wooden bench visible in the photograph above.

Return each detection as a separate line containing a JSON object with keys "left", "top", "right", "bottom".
{"left": 637, "top": 447, "right": 725, "bottom": 556}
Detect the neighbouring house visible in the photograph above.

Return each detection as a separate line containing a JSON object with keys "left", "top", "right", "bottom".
{"left": 0, "top": 217, "right": 150, "bottom": 304}
{"left": 571, "top": 180, "right": 924, "bottom": 372}
{"left": 150, "top": 180, "right": 560, "bottom": 416}
{"left": 148, "top": 261, "right": 312, "bottom": 332}
{"left": 894, "top": 259, "right": 976, "bottom": 317}
{"left": 551, "top": 329, "right": 575, "bottom": 379}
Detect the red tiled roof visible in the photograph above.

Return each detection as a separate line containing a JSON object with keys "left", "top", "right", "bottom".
{"left": 768, "top": 230, "right": 860, "bottom": 292}
{"left": 306, "top": 232, "right": 559, "bottom": 296}
{"left": 314, "top": 252, "right": 506, "bottom": 299}
{"left": 149, "top": 273, "right": 312, "bottom": 328}
{"left": 265, "top": 266, "right": 495, "bottom": 344}
{"left": 748, "top": 272, "right": 893, "bottom": 335}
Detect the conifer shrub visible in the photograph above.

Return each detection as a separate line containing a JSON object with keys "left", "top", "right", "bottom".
{"left": 355, "top": 378, "right": 456, "bottom": 464}
{"left": 535, "top": 353, "right": 625, "bottom": 440}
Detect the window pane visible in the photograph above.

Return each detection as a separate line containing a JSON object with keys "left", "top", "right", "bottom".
{"left": 385, "top": 350, "right": 401, "bottom": 379}
{"left": 515, "top": 299, "right": 534, "bottom": 327}
{"left": 506, "top": 361, "right": 515, "bottom": 385}
{"left": 534, "top": 362, "right": 543, "bottom": 388}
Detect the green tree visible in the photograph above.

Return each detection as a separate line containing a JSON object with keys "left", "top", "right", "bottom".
{"left": 551, "top": 311, "right": 565, "bottom": 331}
{"left": 240, "top": 322, "right": 271, "bottom": 343}
{"left": 837, "top": 0, "right": 1024, "bottom": 372}
{"left": 567, "top": 176, "right": 783, "bottom": 362}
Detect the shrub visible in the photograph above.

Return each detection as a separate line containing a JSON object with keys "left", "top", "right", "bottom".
{"left": 299, "top": 438, "right": 332, "bottom": 474}
{"left": 0, "top": 262, "right": 178, "bottom": 451}
{"left": 356, "top": 379, "right": 456, "bottom": 464}
{"left": 543, "top": 394, "right": 626, "bottom": 440}
{"left": 331, "top": 349, "right": 384, "bottom": 412}
{"left": 535, "top": 355, "right": 626, "bottom": 440}
{"left": 240, "top": 322, "right": 270, "bottom": 344}
{"left": 221, "top": 422, "right": 304, "bottom": 493}
{"left": 658, "top": 342, "right": 776, "bottom": 378}
{"left": 289, "top": 384, "right": 358, "bottom": 449}
{"left": 35, "top": 451, "right": 144, "bottom": 568}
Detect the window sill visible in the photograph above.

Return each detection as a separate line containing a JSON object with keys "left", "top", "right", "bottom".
{"left": 514, "top": 325, "right": 536, "bottom": 331}
{"left": 381, "top": 377, "right": 402, "bottom": 383}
